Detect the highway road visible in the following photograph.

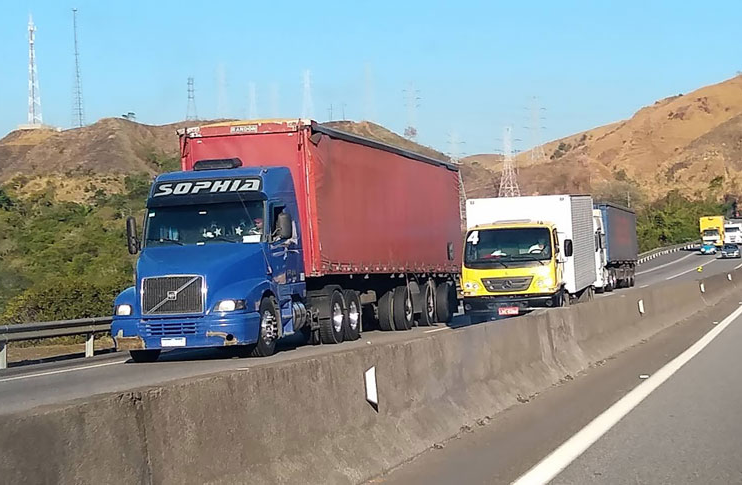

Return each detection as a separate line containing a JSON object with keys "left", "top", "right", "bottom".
{"left": 1, "top": 248, "right": 739, "bottom": 420}
{"left": 373, "top": 252, "right": 742, "bottom": 485}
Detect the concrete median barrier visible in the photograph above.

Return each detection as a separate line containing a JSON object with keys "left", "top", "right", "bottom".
{"left": 2, "top": 271, "right": 741, "bottom": 484}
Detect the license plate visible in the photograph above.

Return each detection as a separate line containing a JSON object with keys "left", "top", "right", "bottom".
{"left": 498, "top": 306, "right": 519, "bottom": 316}
{"left": 161, "top": 337, "right": 186, "bottom": 347}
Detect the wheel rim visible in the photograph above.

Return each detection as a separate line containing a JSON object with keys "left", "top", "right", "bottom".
{"left": 405, "top": 292, "right": 412, "bottom": 322}
{"left": 261, "top": 309, "right": 277, "bottom": 343}
{"left": 348, "top": 300, "right": 360, "bottom": 331}
{"left": 332, "top": 301, "right": 344, "bottom": 333}
{"left": 426, "top": 287, "right": 435, "bottom": 319}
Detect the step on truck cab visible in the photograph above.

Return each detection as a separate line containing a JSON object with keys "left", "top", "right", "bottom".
{"left": 461, "top": 195, "right": 596, "bottom": 317}
{"left": 112, "top": 119, "right": 462, "bottom": 362}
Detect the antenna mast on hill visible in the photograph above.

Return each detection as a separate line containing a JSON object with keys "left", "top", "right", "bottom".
{"left": 301, "top": 70, "right": 314, "bottom": 119}
{"left": 403, "top": 83, "right": 421, "bottom": 141}
{"left": 447, "top": 131, "right": 468, "bottom": 225}
{"left": 71, "top": 9, "right": 85, "bottom": 127}
{"left": 186, "top": 77, "right": 198, "bottom": 121}
{"left": 27, "top": 15, "right": 43, "bottom": 126}
{"left": 498, "top": 126, "right": 521, "bottom": 197}
{"left": 248, "top": 82, "right": 258, "bottom": 119}
{"left": 269, "top": 83, "right": 279, "bottom": 118}
{"left": 528, "top": 96, "right": 547, "bottom": 163}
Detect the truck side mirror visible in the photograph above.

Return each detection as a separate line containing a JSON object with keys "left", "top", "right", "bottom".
{"left": 126, "top": 216, "right": 139, "bottom": 255}
{"left": 564, "top": 239, "right": 573, "bottom": 257}
{"left": 277, "top": 212, "right": 293, "bottom": 240}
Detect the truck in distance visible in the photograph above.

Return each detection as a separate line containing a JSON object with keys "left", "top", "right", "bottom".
{"left": 724, "top": 221, "right": 742, "bottom": 244}
{"left": 700, "top": 216, "right": 725, "bottom": 248}
{"left": 112, "top": 119, "right": 462, "bottom": 362}
{"left": 593, "top": 202, "right": 638, "bottom": 291}
{"left": 461, "top": 195, "right": 596, "bottom": 317}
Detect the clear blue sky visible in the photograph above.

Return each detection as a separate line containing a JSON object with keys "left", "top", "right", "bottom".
{"left": 1, "top": 0, "right": 740, "bottom": 155}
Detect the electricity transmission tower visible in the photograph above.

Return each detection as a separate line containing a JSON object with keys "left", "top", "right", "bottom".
{"left": 27, "top": 15, "right": 43, "bottom": 126}
{"left": 403, "top": 83, "right": 420, "bottom": 141}
{"left": 447, "top": 132, "right": 468, "bottom": 225}
{"left": 301, "top": 70, "right": 314, "bottom": 119}
{"left": 186, "top": 77, "right": 198, "bottom": 121}
{"left": 528, "top": 96, "right": 547, "bottom": 163}
{"left": 71, "top": 9, "right": 85, "bottom": 127}
{"left": 498, "top": 126, "right": 521, "bottom": 197}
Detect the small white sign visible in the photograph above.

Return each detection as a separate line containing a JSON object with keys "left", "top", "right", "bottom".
{"left": 365, "top": 366, "right": 378, "bottom": 408}
{"left": 161, "top": 337, "right": 186, "bottom": 347}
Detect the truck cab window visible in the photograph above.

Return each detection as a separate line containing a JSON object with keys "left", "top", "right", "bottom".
{"left": 270, "top": 204, "right": 287, "bottom": 241}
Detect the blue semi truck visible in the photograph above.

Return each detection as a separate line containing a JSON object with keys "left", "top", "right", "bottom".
{"left": 111, "top": 120, "right": 462, "bottom": 362}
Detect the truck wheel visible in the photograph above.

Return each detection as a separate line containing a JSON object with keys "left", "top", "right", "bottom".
{"left": 629, "top": 274, "right": 636, "bottom": 287}
{"left": 419, "top": 280, "right": 437, "bottom": 326}
{"left": 435, "top": 282, "right": 457, "bottom": 324}
{"left": 320, "top": 290, "right": 346, "bottom": 344}
{"left": 560, "top": 289, "right": 570, "bottom": 307}
{"left": 605, "top": 274, "right": 615, "bottom": 292}
{"left": 343, "top": 289, "right": 362, "bottom": 341}
{"left": 249, "top": 296, "right": 280, "bottom": 357}
{"left": 392, "top": 285, "right": 413, "bottom": 331}
{"left": 129, "top": 349, "right": 161, "bottom": 363}
{"left": 378, "top": 290, "right": 395, "bottom": 331}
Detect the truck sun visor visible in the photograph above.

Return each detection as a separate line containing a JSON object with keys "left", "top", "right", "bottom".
{"left": 193, "top": 158, "right": 243, "bottom": 171}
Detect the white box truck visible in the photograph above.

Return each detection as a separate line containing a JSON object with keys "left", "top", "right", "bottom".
{"left": 462, "top": 195, "right": 597, "bottom": 314}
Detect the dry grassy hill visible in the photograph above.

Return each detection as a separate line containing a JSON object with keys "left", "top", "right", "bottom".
{"left": 464, "top": 75, "right": 742, "bottom": 201}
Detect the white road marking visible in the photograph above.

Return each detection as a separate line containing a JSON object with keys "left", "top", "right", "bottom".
{"left": 425, "top": 327, "right": 449, "bottom": 334}
{"left": 636, "top": 252, "right": 694, "bottom": 275}
{"left": 511, "top": 302, "right": 742, "bottom": 485}
{"left": 640, "top": 284, "right": 649, "bottom": 289}
{"left": 0, "top": 359, "right": 128, "bottom": 383}
{"left": 735, "top": 261, "right": 742, "bottom": 270}
{"left": 666, "top": 258, "right": 717, "bottom": 280}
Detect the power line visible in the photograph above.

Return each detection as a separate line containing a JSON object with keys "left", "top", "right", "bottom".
{"left": 71, "top": 8, "right": 85, "bottom": 128}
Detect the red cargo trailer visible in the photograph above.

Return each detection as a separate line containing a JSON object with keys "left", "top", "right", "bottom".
{"left": 178, "top": 119, "right": 462, "bottom": 333}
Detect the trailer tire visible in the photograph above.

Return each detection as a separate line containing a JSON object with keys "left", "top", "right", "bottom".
{"left": 392, "top": 285, "right": 413, "bottom": 331}
{"left": 129, "top": 349, "right": 161, "bottom": 363}
{"left": 378, "top": 290, "right": 395, "bottom": 331}
{"left": 343, "top": 289, "right": 362, "bottom": 341}
{"left": 320, "top": 290, "right": 346, "bottom": 344}
{"left": 247, "top": 296, "right": 280, "bottom": 357}
{"left": 419, "top": 280, "right": 437, "bottom": 326}
{"left": 435, "top": 282, "right": 457, "bottom": 324}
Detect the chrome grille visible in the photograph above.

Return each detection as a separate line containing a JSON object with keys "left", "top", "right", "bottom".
{"left": 482, "top": 276, "right": 533, "bottom": 292}
{"left": 142, "top": 275, "right": 204, "bottom": 315}
{"left": 141, "top": 320, "right": 197, "bottom": 336}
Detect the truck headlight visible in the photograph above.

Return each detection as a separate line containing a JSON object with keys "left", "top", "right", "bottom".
{"left": 215, "top": 299, "right": 246, "bottom": 312}
{"left": 463, "top": 281, "right": 480, "bottom": 291}
{"left": 536, "top": 276, "right": 553, "bottom": 288}
{"left": 115, "top": 304, "right": 132, "bottom": 316}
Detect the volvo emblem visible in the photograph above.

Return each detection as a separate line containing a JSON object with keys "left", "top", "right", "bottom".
{"left": 166, "top": 291, "right": 177, "bottom": 301}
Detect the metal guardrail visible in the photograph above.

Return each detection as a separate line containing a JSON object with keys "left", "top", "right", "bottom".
{"left": 0, "top": 240, "right": 703, "bottom": 370}
{"left": 637, "top": 241, "right": 700, "bottom": 264}
{"left": 0, "top": 317, "right": 112, "bottom": 369}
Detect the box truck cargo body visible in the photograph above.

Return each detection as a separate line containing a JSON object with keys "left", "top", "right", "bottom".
{"left": 594, "top": 202, "right": 638, "bottom": 290}
{"left": 462, "top": 195, "right": 596, "bottom": 315}
{"left": 112, "top": 119, "right": 462, "bottom": 361}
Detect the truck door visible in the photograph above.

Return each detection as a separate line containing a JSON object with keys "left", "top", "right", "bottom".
{"left": 267, "top": 202, "right": 299, "bottom": 305}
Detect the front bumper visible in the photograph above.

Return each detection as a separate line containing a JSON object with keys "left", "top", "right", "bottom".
{"left": 112, "top": 311, "right": 261, "bottom": 350}
{"left": 721, "top": 252, "right": 740, "bottom": 258}
{"left": 464, "top": 293, "right": 558, "bottom": 314}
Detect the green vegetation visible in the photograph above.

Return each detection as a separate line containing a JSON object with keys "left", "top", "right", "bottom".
{"left": 0, "top": 174, "right": 150, "bottom": 323}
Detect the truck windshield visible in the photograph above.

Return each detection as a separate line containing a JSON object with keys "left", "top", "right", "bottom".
{"left": 703, "top": 229, "right": 719, "bottom": 237}
{"left": 465, "top": 227, "right": 552, "bottom": 266}
{"left": 144, "top": 200, "right": 264, "bottom": 247}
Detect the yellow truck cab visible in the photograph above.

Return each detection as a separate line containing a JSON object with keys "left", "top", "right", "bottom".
{"left": 700, "top": 216, "right": 725, "bottom": 248}
{"left": 462, "top": 195, "right": 596, "bottom": 317}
